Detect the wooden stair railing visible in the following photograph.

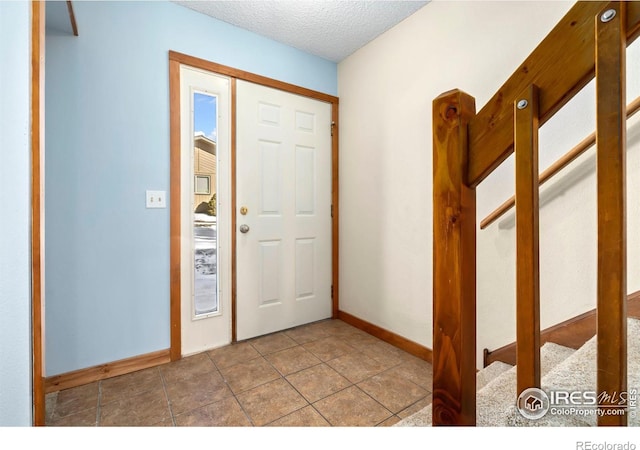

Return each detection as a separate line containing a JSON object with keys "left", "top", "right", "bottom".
{"left": 66, "top": 1, "right": 79, "bottom": 36}
{"left": 480, "top": 95, "right": 640, "bottom": 230}
{"left": 432, "top": 1, "right": 639, "bottom": 426}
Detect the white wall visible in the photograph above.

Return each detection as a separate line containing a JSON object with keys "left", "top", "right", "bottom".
{"left": 0, "top": 0, "right": 33, "bottom": 426}
{"left": 338, "top": 0, "right": 640, "bottom": 367}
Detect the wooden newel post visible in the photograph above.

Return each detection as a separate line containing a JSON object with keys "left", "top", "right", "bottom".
{"left": 432, "top": 89, "right": 477, "bottom": 426}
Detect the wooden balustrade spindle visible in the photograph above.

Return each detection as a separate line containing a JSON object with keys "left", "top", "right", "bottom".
{"left": 514, "top": 85, "right": 541, "bottom": 396}
{"left": 595, "top": 3, "right": 627, "bottom": 426}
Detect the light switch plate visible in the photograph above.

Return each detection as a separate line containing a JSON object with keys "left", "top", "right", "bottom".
{"left": 146, "top": 190, "right": 166, "bottom": 208}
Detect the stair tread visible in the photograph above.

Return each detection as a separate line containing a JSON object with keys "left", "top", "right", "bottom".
{"left": 477, "top": 341, "right": 575, "bottom": 395}
{"left": 396, "top": 318, "right": 639, "bottom": 427}
{"left": 477, "top": 361, "right": 512, "bottom": 391}
{"left": 396, "top": 342, "right": 575, "bottom": 426}
{"left": 508, "top": 317, "right": 640, "bottom": 426}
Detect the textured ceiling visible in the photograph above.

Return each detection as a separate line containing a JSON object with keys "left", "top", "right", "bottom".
{"left": 174, "top": 1, "right": 430, "bottom": 62}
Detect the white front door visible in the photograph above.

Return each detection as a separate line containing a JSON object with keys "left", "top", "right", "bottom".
{"left": 179, "top": 65, "right": 231, "bottom": 355}
{"left": 236, "top": 80, "right": 332, "bottom": 340}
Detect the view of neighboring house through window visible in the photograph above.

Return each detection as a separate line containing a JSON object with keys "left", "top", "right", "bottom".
{"left": 193, "top": 92, "right": 218, "bottom": 316}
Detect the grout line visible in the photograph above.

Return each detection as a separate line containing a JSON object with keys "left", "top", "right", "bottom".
{"left": 309, "top": 403, "right": 333, "bottom": 426}
{"left": 157, "top": 366, "right": 176, "bottom": 426}
{"left": 396, "top": 394, "right": 433, "bottom": 419}
{"left": 46, "top": 391, "right": 58, "bottom": 426}
{"left": 205, "top": 349, "right": 256, "bottom": 426}
{"left": 352, "top": 384, "right": 394, "bottom": 421}
{"left": 252, "top": 343, "right": 311, "bottom": 425}
{"left": 240, "top": 330, "right": 365, "bottom": 426}
{"left": 95, "top": 381, "right": 102, "bottom": 426}
{"left": 269, "top": 324, "right": 407, "bottom": 425}
{"left": 374, "top": 414, "right": 401, "bottom": 427}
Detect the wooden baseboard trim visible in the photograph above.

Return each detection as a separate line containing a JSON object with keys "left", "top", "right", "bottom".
{"left": 44, "top": 349, "right": 171, "bottom": 393}
{"left": 484, "top": 290, "right": 640, "bottom": 367}
{"left": 337, "top": 310, "right": 432, "bottom": 363}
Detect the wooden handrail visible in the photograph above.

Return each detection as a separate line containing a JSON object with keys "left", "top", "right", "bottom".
{"left": 466, "top": 1, "right": 640, "bottom": 188}
{"left": 66, "top": 1, "right": 78, "bottom": 37}
{"left": 480, "top": 95, "right": 640, "bottom": 230}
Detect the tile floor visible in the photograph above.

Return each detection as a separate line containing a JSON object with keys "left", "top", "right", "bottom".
{"left": 45, "top": 319, "right": 433, "bottom": 427}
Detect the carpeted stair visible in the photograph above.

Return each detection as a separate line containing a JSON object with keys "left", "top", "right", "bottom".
{"left": 396, "top": 317, "right": 640, "bottom": 427}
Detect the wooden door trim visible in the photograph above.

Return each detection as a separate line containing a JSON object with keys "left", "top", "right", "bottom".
{"left": 168, "top": 59, "right": 182, "bottom": 360}
{"left": 230, "top": 78, "right": 238, "bottom": 342}
{"left": 169, "top": 51, "right": 339, "bottom": 355}
{"left": 169, "top": 51, "right": 338, "bottom": 105}
{"left": 31, "top": 0, "right": 46, "bottom": 426}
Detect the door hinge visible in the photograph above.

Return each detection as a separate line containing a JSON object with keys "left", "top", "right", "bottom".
{"left": 331, "top": 121, "right": 336, "bottom": 137}
{"left": 331, "top": 285, "right": 334, "bottom": 299}
{"left": 331, "top": 204, "right": 333, "bottom": 218}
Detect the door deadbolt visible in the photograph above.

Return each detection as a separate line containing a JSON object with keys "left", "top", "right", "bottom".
{"left": 240, "top": 206, "right": 248, "bottom": 215}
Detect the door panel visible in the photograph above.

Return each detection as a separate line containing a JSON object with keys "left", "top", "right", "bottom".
{"left": 236, "top": 80, "right": 332, "bottom": 340}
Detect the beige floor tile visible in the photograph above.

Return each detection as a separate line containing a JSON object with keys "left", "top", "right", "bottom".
{"left": 236, "top": 378, "right": 308, "bottom": 426}
{"left": 149, "top": 418, "right": 175, "bottom": 426}
{"left": 313, "top": 386, "right": 392, "bottom": 426}
{"left": 357, "top": 370, "right": 429, "bottom": 413}
{"left": 322, "top": 323, "right": 367, "bottom": 339}
{"left": 268, "top": 405, "right": 330, "bottom": 426}
{"left": 47, "top": 407, "right": 97, "bottom": 426}
{"left": 99, "top": 387, "right": 171, "bottom": 426}
{"left": 343, "top": 332, "right": 382, "bottom": 351}
{"left": 250, "top": 332, "right": 298, "bottom": 355}
{"left": 45, "top": 392, "right": 58, "bottom": 423}
{"left": 208, "top": 341, "right": 261, "bottom": 369}
{"left": 100, "top": 367, "right": 163, "bottom": 405}
{"left": 51, "top": 382, "right": 99, "bottom": 419}
{"left": 307, "top": 319, "right": 351, "bottom": 333}
{"left": 175, "top": 396, "right": 251, "bottom": 426}
{"left": 303, "top": 336, "right": 358, "bottom": 361}
{"left": 164, "top": 370, "right": 233, "bottom": 416}
{"left": 159, "top": 352, "right": 217, "bottom": 384}
{"left": 361, "top": 341, "right": 410, "bottom": 368}
{"left": 286, "top": 364, "right": 351, "bottom": 403}
{"left": 45, "top": 320, "right": 434, "bottom": 428}
{"left": 397, "top": 394, "right": 433, "bottom": 419}
{"left": 265, "top": 345, "right": 321, "bottom": 376}
{"left": 326, "top": 352, "right": 389, "bottom": 383}
{"left": 284, "top": 324, "right": 331, "bottom": 344}
{"left": 218, "top": 357, "right": 280, "bottom": 394}
{"left": 384, "top": 359, "right": 433, "bottom": 391}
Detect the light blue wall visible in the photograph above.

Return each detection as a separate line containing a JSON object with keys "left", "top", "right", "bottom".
{"left": 45, "top": 1, "right": 337, "bottom": 375}
{"left": 0, "top": 1, "right": 33, "bottom": 425}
